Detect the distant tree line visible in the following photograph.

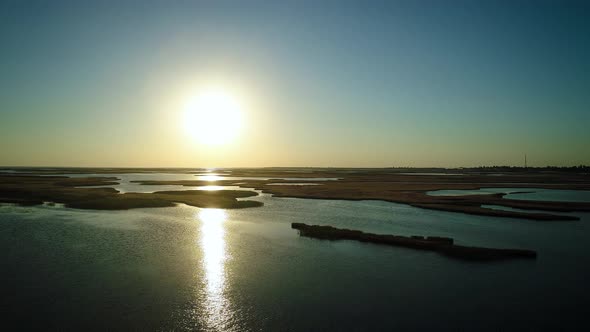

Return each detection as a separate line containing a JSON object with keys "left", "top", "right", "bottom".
{"left": 389, "top": 166, "right": 590, "bottom": 173}
{"left": 463, "top": 165, "right": 590, "bottom": 172}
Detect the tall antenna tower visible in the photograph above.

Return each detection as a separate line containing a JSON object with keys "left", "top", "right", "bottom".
{"left": 525, "top": 154, "right": 527, "bottom": 169}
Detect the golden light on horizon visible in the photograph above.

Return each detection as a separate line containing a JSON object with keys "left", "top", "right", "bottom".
{"left": 184, "top": 87, "right": 243, "bottom": 146}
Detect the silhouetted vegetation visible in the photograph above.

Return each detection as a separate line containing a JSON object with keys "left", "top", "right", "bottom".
{"left": 458, "top": 165, "right": 590, "bottom": 173}
{"left": 292, "top": 223, "right": 537, "bottom": 261}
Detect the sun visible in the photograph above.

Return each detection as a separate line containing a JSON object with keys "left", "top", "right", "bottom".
{"left": 184, "top": 88, "right": 243, "bottom": 145}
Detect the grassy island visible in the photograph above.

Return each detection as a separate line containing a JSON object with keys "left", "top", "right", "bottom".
{"left": 292, "top": 223, "right": 537, "bottom": 261}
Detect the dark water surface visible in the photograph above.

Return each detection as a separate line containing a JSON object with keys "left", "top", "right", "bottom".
{"left": 1, "top": 177, "right": 590, "bottom": 330}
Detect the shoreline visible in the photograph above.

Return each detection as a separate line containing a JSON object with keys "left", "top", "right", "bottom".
{"left": 2, "top": 168, "right": 589, "bottom": 220}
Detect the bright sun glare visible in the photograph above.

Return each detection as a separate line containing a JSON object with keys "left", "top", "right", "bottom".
{"left": 184, "top": 88, "right": 243, "bottom": 145}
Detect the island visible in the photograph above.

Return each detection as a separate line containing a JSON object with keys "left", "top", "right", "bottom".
{"left": 291, "top": 222, "right": 537, "bottom": 261}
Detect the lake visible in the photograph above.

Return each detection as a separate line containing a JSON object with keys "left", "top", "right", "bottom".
{"left": 1, "top": 174, "right": 589, "bottom": 330}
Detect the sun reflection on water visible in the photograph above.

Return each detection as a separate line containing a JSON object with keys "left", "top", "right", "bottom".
{"left": 198, "top": 208, "right": 230, "bottom": 330}
{"left": 197, "top": 185, "right": 225, "bottom": 191}
{"left": 198, "top": 174, "right": 223, "bottom": 182}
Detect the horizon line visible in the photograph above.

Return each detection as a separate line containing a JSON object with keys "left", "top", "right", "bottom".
{"left": 1, "top": 165, "right": 588, "bottom": 169}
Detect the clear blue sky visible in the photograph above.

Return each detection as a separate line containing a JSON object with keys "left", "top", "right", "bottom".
{"left": 1, "top": 0, "right": 589, "bottom": 167}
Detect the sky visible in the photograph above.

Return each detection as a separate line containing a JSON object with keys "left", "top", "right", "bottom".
{"left": 1, "top": 0, "right": 589, "bottom": 168}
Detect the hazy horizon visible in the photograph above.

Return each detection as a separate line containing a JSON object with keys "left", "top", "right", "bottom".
{"left": 1, "top": 0, "right": 589, "bottom": 168}
{"left": 1, "top": 163, "right": 587, "bottom": 170}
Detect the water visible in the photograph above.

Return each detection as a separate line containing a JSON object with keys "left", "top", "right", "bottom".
{"left": 1, "top": 176, "right": 590, "bottom": 330}
{"left": 266, "top": 183, "right": 321, "bottom": 186}
{"left": 505, "top": 189, "right": 590, "bottom": 202}
{"left": 48, "top": 173, "right": 202, "bottom": 193}
{"left": 55, "top": 173, "right": 336, "bottom": 193}
{"left": 427, "top": 187, "right": 535, "bottom": 196}
{"left": 399, "top": 172, "right": 464, "bottom": 176}
{"left": 194, "top": 174, "right": 339, "bottom": 182}
{"left": 482, "top": 204, "right": 573, "bottom": 215}
{"left": 428, "top": 187, "right": 590, "bottom": 202}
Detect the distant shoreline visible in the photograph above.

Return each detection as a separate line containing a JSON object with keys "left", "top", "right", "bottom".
{"left": 1, "top": 167, "right": 589, "bottom": 220}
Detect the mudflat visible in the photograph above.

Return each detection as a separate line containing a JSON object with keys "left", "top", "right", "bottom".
{"left": 2, "top": 168, "right": 589, "bottom": 220}
{"left": 0, "top": 175, "right": 262, "bottom": 210}
{"left": 130, "top": 168, "right": 590, "bottom": 221}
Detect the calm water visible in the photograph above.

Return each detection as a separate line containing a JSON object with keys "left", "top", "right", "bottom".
{"left": 266, "top": 183, "right": 321, "bottom": 186}
{"left": 1, "top": 176, "right": 590, "bottom": 330}
{"left": 428, "top": 187, "right": 590, "bottom": 202}
{"left": 399, "top": 172, "right": 464, "bottom": 176}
